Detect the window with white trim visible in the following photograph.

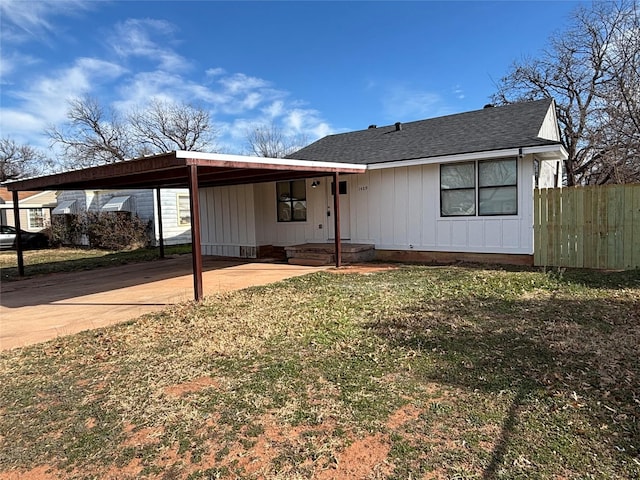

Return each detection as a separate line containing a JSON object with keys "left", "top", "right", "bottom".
{"left": 28, "top": 208, "right": 45, "bottom": 229}
{"left": 277, "top": 180, "right": 307, "bottom": 222}
{"left": 177, "top": 194, "right": 191, "bottom": 226}
{"left": 440, "top": 158, "right": 517, "bottom": 216}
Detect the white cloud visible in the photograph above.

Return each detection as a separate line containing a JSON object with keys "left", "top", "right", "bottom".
{"left": 0, "top": 11, "right": 335, "bottom": 156}
{"left": 0, "top": 0, "right": 92, "bottom": 44}
{"left": 206, "top": 67, "right": 226, "bottom": 77}
{"left": 262, "top": 100, "right": 285, "bottom": 118}
{"left": 382, "top": 85, "right": 453, "bottom": 121}
{"left": 109, "top": 18, "right": 191, "bottom": 71}
{"left": 0, "top": 52, "right": 40, "bottom": 82}
{"left": 0, "top": 57, "right": 126, "bottom": 150}
{"left": 453, "top": 85, "right": 465, "bottom": 100}
{"left": 218, "top": 73, "right": 270, "bottom": 94}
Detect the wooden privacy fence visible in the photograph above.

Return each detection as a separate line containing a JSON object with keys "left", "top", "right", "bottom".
{"left": 534, "top": 184, "right": 640, "bottom": 269}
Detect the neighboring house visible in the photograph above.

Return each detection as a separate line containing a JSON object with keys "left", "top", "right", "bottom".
{"left": 0, "top": 187, "right": 57, "bottom": 232}
{"left": 197, "top": 98, "right": 566, "bottom": 264}
{"left": 53, "top": 188, "right": 192, "bottom": 246}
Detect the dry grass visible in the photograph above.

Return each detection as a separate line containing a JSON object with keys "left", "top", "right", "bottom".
{"left": 0, "top": 265, "right": 638, "bottom": 479}
{"left": 0, "top": 245, "right": 191, "bottom": 282}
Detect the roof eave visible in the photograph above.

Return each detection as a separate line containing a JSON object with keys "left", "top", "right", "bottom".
{"left": 367, "top": 143, "right": 567, "bottom": 170}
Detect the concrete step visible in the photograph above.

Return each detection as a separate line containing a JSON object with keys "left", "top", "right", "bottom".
{"left": 289, "top": 252, "right": 335, "bottom": 261}
{"left": 285, "top": 243, "right": 375, "bottom": 266}
{"left": 288, "top": 258, "right": 332, "bottom": 267}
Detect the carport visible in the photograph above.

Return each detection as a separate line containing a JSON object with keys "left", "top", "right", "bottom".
{"left": 5, "top": 151, "right": 367, "bottom": 300}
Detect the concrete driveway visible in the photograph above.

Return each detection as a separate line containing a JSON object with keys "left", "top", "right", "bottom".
{"left": 0, "top": 256, "right": 326, "bottom": 351}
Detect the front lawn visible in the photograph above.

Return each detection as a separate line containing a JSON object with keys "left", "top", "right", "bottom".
{"left": 0, "top": 265, "right": 638, "bottom": 479}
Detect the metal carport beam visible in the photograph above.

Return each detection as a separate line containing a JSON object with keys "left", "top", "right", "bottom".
{"left": 12, "top": 191, "right": 25, "bottom": 276}
{"left": 187, "top": 164, "right": 204, "bottom": 301}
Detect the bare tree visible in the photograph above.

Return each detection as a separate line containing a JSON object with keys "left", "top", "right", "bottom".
{"left": 47, "top": 97, "right": 133, "bottom": 168}
{"left": 47, "top": 97, "right": 217, "bottom": 168}
{"left": 128, "top": 99, "right": 217, "bottom": 153}
{"left": 492, "top": 1, "right": 640, "bottom": 185}
{"left": 245, "top": 123, "right": 308, "bottom": 158}
{"left": 0, "top": 137, "right": 51, "bottom": 182}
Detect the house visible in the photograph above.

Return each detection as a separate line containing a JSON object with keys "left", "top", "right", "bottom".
{"left": 53, "top": 188, "right": 192, "bottom": 246}
{"left": 4, "top": 98, "right": 567, "bottom": 300}
{"left": 0, "top": 187, "right": 57, "bottom": 232}
{"left": 196, "top": 98, "right": 566, "bottom": 265}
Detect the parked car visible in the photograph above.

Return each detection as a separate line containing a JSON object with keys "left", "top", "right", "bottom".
{"left": 0, "top": 225, "right": 49, "bottom": 250}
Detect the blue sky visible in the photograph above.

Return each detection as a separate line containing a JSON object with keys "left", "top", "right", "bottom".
{"left": 1, "top": 0, "right": 584, "bottom": 156}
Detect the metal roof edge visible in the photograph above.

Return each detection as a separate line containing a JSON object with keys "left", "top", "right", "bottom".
{"left": 175, "top": 151, "right": 368, "bottom": 172}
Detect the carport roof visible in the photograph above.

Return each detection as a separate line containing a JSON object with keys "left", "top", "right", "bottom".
{"left": 5, "top": 150, "right": 367, "bottom": 192}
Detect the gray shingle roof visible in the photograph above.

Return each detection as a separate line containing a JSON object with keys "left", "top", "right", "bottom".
{"left": 288, "top": 98, "right": 560, "bottom": 165}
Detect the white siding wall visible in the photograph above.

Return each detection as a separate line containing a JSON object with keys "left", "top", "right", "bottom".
{"left": 537, "top": 106, "right": 561, "bottom": 141}
{"left": 56, "top": 191, "right": 89, "bottom": 211}
{"left": 538, "top": 159, "right": 562, "bottom": 188}
{"left": 196, "top": 158, "right": 538, "bottom": 257}
{"left": 156, "top": 189, "right": 192, "bottom": 246}
{"left": 254, "top": 179, "right": 329, "bottom": 247}
{"left": 199, "top": 184, "right": 257, "bottom": 257}
{"left": 55, "top": 189, "right": 192, "bottom": 246}
{"left": 91, "top": 189, "right": 153, "bottom": 219}
{"left": 348, "top": 157, "right": 535, "bottom": 254}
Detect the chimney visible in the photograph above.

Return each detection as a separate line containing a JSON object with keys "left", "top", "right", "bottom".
{"left": 395, "top": 122, "right": 402, "bottom": 131}
{"left": 368, "top": 124, "right": 377, "bottom": 129}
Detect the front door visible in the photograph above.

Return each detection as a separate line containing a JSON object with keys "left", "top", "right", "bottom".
{"left": 327, "top": 179, "right": 350, "bottom": 240}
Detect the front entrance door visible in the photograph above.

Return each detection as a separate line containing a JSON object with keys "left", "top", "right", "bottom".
{"left": 327, "top": 179, "right": 350, "bottom": 240}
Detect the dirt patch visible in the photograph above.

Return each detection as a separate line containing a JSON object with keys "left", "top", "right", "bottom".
{"left": 315, "top": 433, "right": 392, "bottom": 479}
{"left": 163, "top": 376, "right": 220, "bottom": 397}
{"left": 0, "top": 466, "right": 62, "bottom": 480}
{"left": 386, "top": 403, "right": 422, "bottom": 429}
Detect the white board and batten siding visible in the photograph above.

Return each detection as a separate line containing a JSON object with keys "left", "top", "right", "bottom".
{"left": 198, "top": 179, "right": 329, "bottom": 258}
{"left": 254, "top": 180, "right": 328, "bottom": 246}
{"left": 345, "top": 156, "right": 536, "bottom": 255}
{"left": 199, "top": 184, "right": 257, "bottom": 257}
{"left": 197, "top": 155, "right": 563, "bottom": 257}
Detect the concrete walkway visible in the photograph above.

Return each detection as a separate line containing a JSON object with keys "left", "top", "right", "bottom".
{"left": 0, "top": 256, "right": 326, "bottom": 351}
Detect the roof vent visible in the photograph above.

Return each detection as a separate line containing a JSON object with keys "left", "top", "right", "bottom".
{"left": 483, "top": 104, "right": 495, "bottom": 109}
{"left": 395, "top": 122, "right": 402, "bottom": 131}
{"left": 368, "top": 124, "right": 377, "bottom": 129}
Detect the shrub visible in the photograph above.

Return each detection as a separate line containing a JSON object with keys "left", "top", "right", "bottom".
{"left": 45, "top": 214, "right": 84, "bottom": 248}
{"left": 46, "top": 212, "right": 151, "bottom": 250}
{"left": 85, "top": 212, "right": 151, "bottom": 250}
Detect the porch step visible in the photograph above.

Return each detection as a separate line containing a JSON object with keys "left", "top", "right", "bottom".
{"left": 291, "top": 252, "right": 336, "bottom": 262}
{"left": 284, "top": 243, "right": 375, "bottom": 266}
{"left": 288, "top": 258, "right": 333, "bottom": 267}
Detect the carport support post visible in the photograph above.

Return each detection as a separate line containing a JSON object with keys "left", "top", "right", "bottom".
{"left": 12, "top": 191, "right": 25, "bottom": 276}
{"left": 155, "top": 188, "right": 165, "bottom": 259}
{"left": 333, "top": 172, "right": 341, "bottom": 268}
{"left": 187, "top": 165, "right": 204, "bottom": 301}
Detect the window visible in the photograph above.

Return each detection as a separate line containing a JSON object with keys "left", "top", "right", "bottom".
{"left": 440, "top": 162, "right": 476, "bottom": 216}
{"left": 277, "top": 180, "right": 307, "bottom": 222}
{"left": 478, "top": 159, "right": 517, "bottom": 215}
{"left": 177, "top": 194, "right": 191, "bottom": 226}
{"left": 440, "top": 158, "right": 517, "bottom": 217}
{"left": 28, "top": 208, "right": 45, "bottom": 229}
